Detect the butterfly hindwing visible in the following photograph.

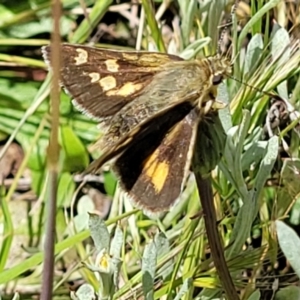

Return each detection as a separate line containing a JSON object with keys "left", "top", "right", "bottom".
{"left": 113, "top": 108, "right": 200, "bottom": 212}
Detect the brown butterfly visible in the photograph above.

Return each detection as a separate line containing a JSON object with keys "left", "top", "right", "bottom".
{"left": 42, "top": 44, "right": 231, "bottom": 213}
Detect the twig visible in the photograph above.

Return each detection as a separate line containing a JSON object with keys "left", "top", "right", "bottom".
{"left": 40, "top": 0, "right": 61, "bottom": 298}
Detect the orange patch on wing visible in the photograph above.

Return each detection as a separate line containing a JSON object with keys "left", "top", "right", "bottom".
{"left": 144, "top": 153, "right": 169, "bottom": 193}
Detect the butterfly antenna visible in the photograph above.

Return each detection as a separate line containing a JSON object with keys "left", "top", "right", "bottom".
{"left": 228, "top": 73, "right": 280, "bottom": 99}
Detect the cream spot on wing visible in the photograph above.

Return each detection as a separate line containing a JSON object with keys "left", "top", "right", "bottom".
{"left": 74, "top": 48, "right": 88, "bottom": 65}
{"left": 99, "top": 76, "right": 117, "bottom": 91}
{"left": 89, "top": 72, "right": 100, "bottom": 83}
{"left": 139, "top": 53, "right": 166, "bottom": 63}
{"left": 104, "top": 59, "right": 119, "bottom": 72}
{"left": 106, "top": 82, "right": 143, "bottom": 96}
{"left": 122, "top": 53, "right": 138, "bottom": 60}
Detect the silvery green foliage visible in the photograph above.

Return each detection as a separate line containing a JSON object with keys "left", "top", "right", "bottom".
{"left": 275, "top": 286, "right": 300, "bottom": 300}
{"left": 74, "top": 214, "right": 123, "bottom": 300}
{"left": 276, "top": 220, "right": 300, "bottom": 279}
{"left": 142, "top": 232, "right": 180, "bottom": 300}
{"left": 70, "top": 284, "right": 96, "bottom": 300}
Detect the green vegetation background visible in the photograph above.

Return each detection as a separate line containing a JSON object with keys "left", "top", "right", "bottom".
{"left": 0, "top": 0, "right": 300, "bottom": 299}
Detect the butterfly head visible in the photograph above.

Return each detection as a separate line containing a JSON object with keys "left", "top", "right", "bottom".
{"left": 206, "top": 56, "right": 232, "bottom": 86}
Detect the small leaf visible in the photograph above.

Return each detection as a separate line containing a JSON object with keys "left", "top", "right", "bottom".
{"left": 155, "top": 232, "right": 173, "bottom": 279}
{"left": 271, "top": 25, "right": 290, "bottom": 99}
{"left": 27, "top": 138, "right": 48, "bottom": 171}
{"left": 70, "top": 284, "right": 95, "bottom": 300}
{"left": 88, "top": 213, "right": 110, "bottom": 253}
{"left": 174, "top": 278, "right": 193, "bottom": 300}
{"left": 77, "top": 195, "right": 96, "bottom": 215}
{"left": 248, "top": 290, "right": 261, "bottom": 300}
{"left": 103, "top": 171, "right": 117, "bottom": 197}
{"left": 57, "top": 172, "right": 75, "bottom": 207}
{"left": 253, "top": 136, "right": 278, "bottom": 199}
{"left": 276, "top": 220, "right": 300, "bottom": 278}
{"left": 244, "top": 33, "right": 263, "bottom": 76}
{"left": 275, "top": 286, "right": 300, "bottom": 300}
{"left": 276, "top": 159, "right": 300, "bottom": 220}
{"left": 222, "top": 110, "right": 251, "bottom": 198}
{"left": 111, "top": 257, "right": 122, "bottom": 291}
{"left": 60, "top": 124, "right": 89, "bottom": 172}
{"left": 109, "top": 226, "right": 123, "bottom": 259}
{"left": 271, "top": 25, "right": 290, "bottom": 65}
{"left": 180, "top": 37, "right": 211, "bottom": 60}
{"left": 218, "top": 82, "right": 232, "bottom": 132}
{"left": 142, "top": 236, "right": 157, "bottom": 299}
{"left": 242, "top": 139, "right": 267, "bottom": 172}
{"left": 74, "top": 195, "right": 95, "bottom": 232}
{"left": 155, "top": 232, "right": 169, "bottom": 258}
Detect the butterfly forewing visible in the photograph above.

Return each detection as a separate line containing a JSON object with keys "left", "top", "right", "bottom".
{"left": 42, "top": 44, "right": 183, "bottom": 119}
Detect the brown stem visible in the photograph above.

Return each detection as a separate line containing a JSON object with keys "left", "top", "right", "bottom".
{"left": 40, "top": 0, "right": 61, "bottom": 298}
{"left": 192, "top": 171, "right": 239, "bottom": 300}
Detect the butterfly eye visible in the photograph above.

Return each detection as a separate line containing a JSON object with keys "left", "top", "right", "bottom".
{"left": 212, "top": 74, "right": 223, "bottom": 85}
